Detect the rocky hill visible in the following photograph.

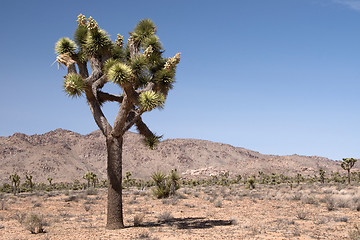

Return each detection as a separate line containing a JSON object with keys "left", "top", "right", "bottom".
{"left": 0, "top": 129, "right": 344, "bottom": 183}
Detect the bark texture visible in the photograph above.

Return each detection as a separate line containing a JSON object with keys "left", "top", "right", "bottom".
{"left": 106, "top": 135, "right": 124, "bottom": 229}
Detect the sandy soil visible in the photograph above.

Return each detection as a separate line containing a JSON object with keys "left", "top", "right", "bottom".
{"left": 1, "top": 183, "right": 360, "bottom": 240}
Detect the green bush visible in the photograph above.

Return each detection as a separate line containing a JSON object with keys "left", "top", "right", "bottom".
{"left": 152, "top": 169, "right": 180, "bottom": 199}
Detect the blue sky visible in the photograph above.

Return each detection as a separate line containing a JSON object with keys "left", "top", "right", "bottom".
{"left": 0, "top": 0, "right": 359, "bottom": 160}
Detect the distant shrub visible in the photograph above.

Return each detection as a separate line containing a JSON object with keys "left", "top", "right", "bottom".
{"left": 349, "top": 224, "right": 360, "bottom": 240}
{"left": 246, "top": 178, "right": 255, "bottom": 190}
{"left": 152, "top": 169, "right": 180, "bottom": 199}
{"left": 134, "top": 214, "right": 145, "bottom": 227}
{"left": 86, "top": 187, "right": 98, "bottom": 196}
{"left": 326, "top": 197, "right": 336, "bottom": 211}
{"left": 0, "top": 199, "right": 6, "bottom": 210}
{"left": 23, "top": 213, "right": 46, "bottom": 234}
{"left": 214, "top": 199, "right": 222, "bottom": 208}
{"left": 157, "top": 211, "right": 174, "bottom": 223}
{"left": 296, "top": 210, "right": 307, "bottom": 220}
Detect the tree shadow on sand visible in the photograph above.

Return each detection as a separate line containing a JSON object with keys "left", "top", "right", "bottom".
{"left": 140, "top": 217, "right": 235, "bottom": 229}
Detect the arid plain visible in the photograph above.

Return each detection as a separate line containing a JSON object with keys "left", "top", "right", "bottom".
{"left": 1, "top": 183, "right": 360, "bottom": 239}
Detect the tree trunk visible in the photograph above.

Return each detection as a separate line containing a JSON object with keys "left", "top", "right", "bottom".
{"left": 106, "top": 135, "right": 124, "bottom": 229}
{"left": 348, "top": 169, "right": 351, "bottom": 185}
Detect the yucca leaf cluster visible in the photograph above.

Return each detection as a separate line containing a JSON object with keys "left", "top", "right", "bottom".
{"left": 151, "top": 169, "right": 180, "bottom": 199}
{"left": 142, "top": 133, "right": 162, "bottom": 150}
{"left": 63, "top": 73, "right": 85, "bottom": 97}
{"left": 55, "top": 14, "right": 180, "bottom": 105}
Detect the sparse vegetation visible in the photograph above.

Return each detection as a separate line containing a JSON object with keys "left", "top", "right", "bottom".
{"left": 349, "top": 224, "right": 360, "bottom": 240}
{"left": 341, "top": 158, "right": 358, "bottom": 184}
{"left": 54, "top": 13, "right": 181, "bottom": 229}
{"left": 83, "top": 172, "right": 98, "bottom": 188}
{"left": 152, "top": 169, "right": 180, "bottom": 199}
{"left": 9, "top": 173, "right": 20, "bottom": 195}
{"left": 23, "top": 213, "right": 46, "bottom": 234}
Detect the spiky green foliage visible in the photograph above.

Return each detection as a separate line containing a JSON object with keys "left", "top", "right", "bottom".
{"left": 84, "top": 28, "right": 112, "bottom": 55}
{"left": 104, "top": 58, "right": 120, "bottom": 73}
{"left": 9, "top": 173, "right": 20, "bottom": 195}
{"left": 55, "top": 38, "right": 77, "bottom": 55}
{"left": 63, "top": 73, "right": 85, "bottom": 97}
{"left": 107, "top": 62, "right": 132, "bottom": 85}
{"left": 154, "top": 68, "right": 176, "bottom": 91}
{"left": 143, "top": 134, "right": 162, "bottom": 150}
{"left": 246, "top": 177, "right": 255, "bottom": 190}
{"left": 341, "top": 158, "right": 357, "bottom": 170}
{"left": 132, "top": 19, "right": 156, "bottom": 44}
{"left": 151, "top": 171, "right": 166, "bottom": 187}
{"left": 25, "top": 175, "right": 33, "bottom": 190}
{"left": 74, "top": 25, "right": 88, "bottom": 46}
{"left": 319, "top": 169, "right": 326, "bottom": 184}
{"left": 112, "top": 45, "right": 126, "bottom": 60}
{"left": 141, "top": 35, "right": 162, "bottom": 52}
{"left": 83, "top": 172, "right": 98, "bottom": 188}
{"left": 129, "top": 55, "right": 151, "bottom": 86}
{"left": 139, "top": 91, "right": 165, "bottom": 111}
{"left": 151, "top": 169, "right": 180, "bottom": 199}
{"left": 168, "top": 169, "right": 180, "bottom": 195}
{"left": 341, "top": 158, "right": 358, "bottom": 184}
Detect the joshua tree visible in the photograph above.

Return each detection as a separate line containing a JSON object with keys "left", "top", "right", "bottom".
{"left": 246, "top": 177, "right": 255, "bottom": 190}
{"left": 47, "top": 177, "right": 53, "bottom": 190}
{"left": 54, "top": 14, "right": 180, "bottom": 229}
{"left": 168, "top": 169, "right": 180, "bottom": 195}
{"left": 83, "top": 172, "right": 97, "bottom": 188}
{"left": 9, "top": 173, "right": 20, "bottom": 195}
{"left": 124, "top": 171, "right": 133, "bottom": 188}
{"left": 25, "top": 175, "right": 33, "bottom": 191}
{"left": 341, "top": 158, "right": 358, "bottom": 184}
{"left": 319, "top": 169, "right": 326, "bottom": 184}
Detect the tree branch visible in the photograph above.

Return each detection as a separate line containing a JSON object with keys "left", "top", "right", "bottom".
{"left": 122, "top": 109, "right": 143, "bottom": 133}
{"left": 111, "top": 94, "right": 133, "bottom": 137}
{"left": 136, "top": 82, "right": 155, "bottom": 94}
{"left": 97, "top": 91, "right": 124, "bottom": 103}
{"left": 86, "top": 96, "right": 112, "bottom": 136}
{"left": 85, "top": 56, "right": 103, "bottom": 84}
{"left": 135, "top": 117, "right": 154, "bottom": 138}
{"left": 56, "top": 53, "right": 77, "bottom": 74}
{"left": 128, "top": 36, "right": 140, "bottom": 59}
{"left": 76, "top": 59, "right": 89, "bottom": 79}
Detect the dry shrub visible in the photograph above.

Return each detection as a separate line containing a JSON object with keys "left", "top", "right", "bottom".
{"left": 214, "top": 199, "right": 223, "bottom": 208}
{"left": 296, "top": 210, "right": 308, "bottom": 220}
{"left": 23, "top": 213, "right": 46, "bottom": 234}
{"left": 349, "top": 224, "right": 360, "bottom": 240}
{"left": 157, "top": 211, "right": 174, "bottom": 223}
{"left": 134, "top": 214, "right": 145, "bottom": 227}
{"left": 335, "top": 195, "right": 352, "bottom": 208}
{"left": 0, "top": 199, "right": 6, "bottom": 210}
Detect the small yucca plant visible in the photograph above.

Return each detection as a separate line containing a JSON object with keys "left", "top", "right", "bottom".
{"left": 151, "top": 169, "right": 180, "bottom": 199}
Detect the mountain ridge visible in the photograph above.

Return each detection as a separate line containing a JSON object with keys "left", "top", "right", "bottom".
{"left": 0, "top": 128, "right": 343, "bottom": 183}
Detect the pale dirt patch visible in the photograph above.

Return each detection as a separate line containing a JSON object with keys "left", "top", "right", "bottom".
{"left": 0, "top": 184, "right": 359, "bottom": 239}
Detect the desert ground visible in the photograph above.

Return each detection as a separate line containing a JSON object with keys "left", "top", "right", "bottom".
{"left": 1, "top": 183, "right": 360, "bottom": 240}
